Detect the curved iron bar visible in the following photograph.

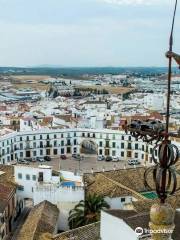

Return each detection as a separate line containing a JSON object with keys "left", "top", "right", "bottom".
{"left": 144, "top": 140, "right": 179, "bottom": 203}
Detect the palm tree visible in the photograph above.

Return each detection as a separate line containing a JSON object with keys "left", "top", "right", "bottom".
{"left": 68, "top": 194, "right": 110, "bottom": 229}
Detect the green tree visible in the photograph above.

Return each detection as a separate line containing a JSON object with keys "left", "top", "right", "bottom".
{"left": 68, "top": 194, "right": 110, "bottom": 229}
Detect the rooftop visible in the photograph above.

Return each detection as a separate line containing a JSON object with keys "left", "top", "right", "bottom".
{"left": 16, "top": 200, "right": 59, "bottom": 240}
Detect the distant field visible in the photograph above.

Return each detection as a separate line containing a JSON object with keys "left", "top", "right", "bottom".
{"left": 10, "top": 75, "right": 51, "bottom": 81}
{"left": 76, "top": 85, "right": 134, "bottom": 94}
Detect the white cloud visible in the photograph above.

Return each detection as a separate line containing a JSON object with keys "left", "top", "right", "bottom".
{"left": 100, "top": 0, "right": 169, "bottom": 5}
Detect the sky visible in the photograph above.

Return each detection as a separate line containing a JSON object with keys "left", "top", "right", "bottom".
{"left": 0, "top": 0, "right": 180, "bottom": 67}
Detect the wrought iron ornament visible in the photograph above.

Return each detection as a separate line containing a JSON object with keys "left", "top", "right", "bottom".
{"left": 125, "top": 0, "right": 179, "bottom": 204}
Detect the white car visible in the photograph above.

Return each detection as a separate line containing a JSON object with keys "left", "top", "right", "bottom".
{"left": 112, "top": 156, "right": 120, "bottom": 162}
{"left": 128, "top": 159, "right": 140, "bottom": 165}
{"left": 97, "top": 156, "right": 105, "bottom": 161}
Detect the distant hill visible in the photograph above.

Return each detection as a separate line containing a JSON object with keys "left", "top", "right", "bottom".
{"left": 0, "top": 66, "right": 179, "bottom": 77}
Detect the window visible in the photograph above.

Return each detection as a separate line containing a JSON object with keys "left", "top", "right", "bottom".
{"left": 54, "top": 134, "right": 57, "bottom": 139}
{"left": 142, "top": 145, "right": 144, "bottom": 151}
{"left": 87, "top": 133, "right": 90, "bottom": 138}
{"left": 40, "top": 150, "right": 43, "bottom": 155}
{"left": 26, "top": 174, "right": 30, "bottom": 180}
{"left": 135, "top": 152, "right": 138, "bottom": 158}
{"left": 150, "top": 148, "right": 153, "bottom": 154}
{"left": 20, "top": 152, "right": 23, "bottom": 157}
{"left": 112, "top": 134, "right": 115, "bottom": 140}
{"left": 121, "top": 136, "right": 124, "bottom": 140}
{"left": 121, "top": 198, "right": 126, "bottom": 203}
{"left": 61, "top": 134, "right": 64, "bottom": 138}
{"left": 128, "top": 136, "right": 131, "bottom": 141}
{"left": 112, "top": 150, "right": 116, "bottom": 156}
{"left": 127, "top": 151, "right": 132, "bottom": 158}
{"left": 142, "top": 154, "right": 144, "bottom": 159}
{"left": 112, "top": 142, "right": 116, "bottom": 148}
{"left": 128, "top": 143, "right": 131, "bottom": 149}
{"left": 33, "top": 142, "right": 36, "bottom": 148}
{"left": 74, "top": 139, "right": 77, "bottom": 145}
{"left": 32, "top": 175, "right": 36, "bottom": 181}
{"left": 121, "top": 143, "right": 124, "bottom": 149}
{"left": 17, "top": 186, "right": 24, "bottom": 191}
{"left": 54, "top": 141, "right": 57, "bottom": 147}
{"left": 26, "top": 136, "right": 29, "bottom": 141}
{"left": 20, "top": 137, "right": 22, "bottom": 141}
{"left": 67, "top": 139, "right": 71, "bottom": 145}
{"left": 74, "top": 132, "right": 76, "bottom": 137}
{"left": 82, "top": 133, "right": 85, "bottom": 137}
{"left": 54, "top": 149, "right": 58, "bottom": 155}
{"left": 40, "top": 135, "right": 42, "bottom": 140}
{"left": 61, "top": 148, "right": 64, "bottom": 154}
{"left": 33, "top": 136, "right": 36, "bottom": 140}
{"left": 135, "top": 143, "right": 138, "bottom": 150}
{"left": 99, "top": 141, "right": 103, "bottom": 147}
{"left": 99, "top": 149, "right": 103, "bottom": 155}
{"left": 93, "top": 133, "right": 96, "bottom": 138}
{"left": 121, "top": 152, "right": 124, "bottom": 157}
{"left": 33, "top": 151, "right": 36, "bottom": 156}
{"left": 18, "top": 173, "right": 22, "bottom": 179}
{"left": 61, "top": 140, "right": 64, "bottom": 146}
{"left": 47, "top": 134, "right": 49, "bottom": 139}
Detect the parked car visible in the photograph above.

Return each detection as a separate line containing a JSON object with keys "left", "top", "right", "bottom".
{"left": 36, "top": 157, "right": 45, "bottom": 162}
{"left": 128, "top": 159, "right": 140, "bottom": 165}
{"left": 112, "top": 156, "right": 120, "bottom": 162}
{"left": 97, "top": 155, "right": 105, "bottom": 161}
{"left": 18, "top": 159, "right": 29, "bottom": 165}
{"left": 105, "top": 156, "right": 113, "bottom": 162}
{"left": 44, "top": 156, "right": 51, "bottom": 161}
{"left": 61, "top": 155, "right": 67, "bottom": 160}
{"left": 31, "top": 157, "right": 37, "bottom": 162}
{"left": 24, "top": 157, "right": 33, "bottom": 162}
{"left": 72, "top": 154, "right": 81, "bottom": 160}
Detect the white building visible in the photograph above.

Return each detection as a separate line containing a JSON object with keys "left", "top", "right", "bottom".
{"left": 0, "top": 128, "right": 161, "bottom": 166}
{"left": 14, "top": 165, "right": 84, "bottom": 231}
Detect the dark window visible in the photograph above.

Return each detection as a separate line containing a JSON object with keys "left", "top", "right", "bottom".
{"left": 40, "top": 135, "right": 42, "bottom": 140}
{"left": 121, "top": 143, "right": 124, "bottom": 149}
{"left": 121, "top": 152, "right": 124, "bottom": 157}
{"left": 121, "top": 136, "right": 124, "bottom": 140}
{"left": 135, "top": 152, "right": 138, "bottom": 158}
{"left": 26, "top": 174, "right": 30, "bottom": 180}
{"left": 112, "top": 142, "right": 116, "bottom": 148}
{"left": 18, "top": 173, "right": 22, "bottom": 179}
{"left": 128, "top": 136, "right": 131, "bottom": 141}
{"left": 135, "top": 143, "right": 138, "bottom": 150}
{"left": 121, "top": 198, "right": 126, "bottom": 202}
{"left": 99, "top": 141, "right": 103, "bottom": 147}
{"left": 54, "top": 149, "right": 58, "bottom": 155}
{"left": 20, "top": 137, "right": 22, "bottom": 141}
{"left": 54, "top": 134, "right": 57, "bottom": 139}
